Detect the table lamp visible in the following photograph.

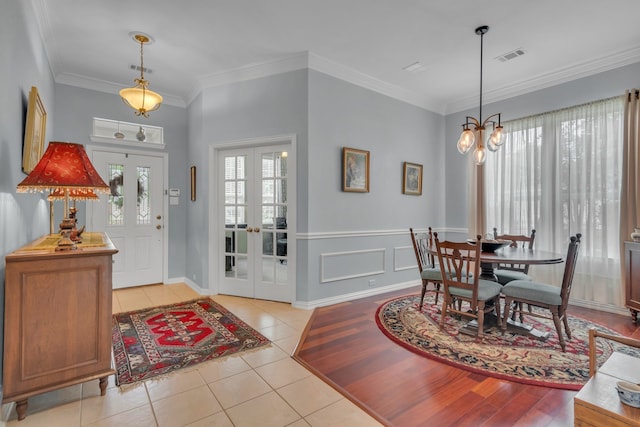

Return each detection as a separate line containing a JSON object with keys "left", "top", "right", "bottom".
{"left": 17, "top": 142, "right": 109, "bottom": 250}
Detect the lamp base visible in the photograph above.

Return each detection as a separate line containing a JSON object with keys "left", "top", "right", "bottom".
{"left": 57, "top": 218, "right": 78, "bottom": 251}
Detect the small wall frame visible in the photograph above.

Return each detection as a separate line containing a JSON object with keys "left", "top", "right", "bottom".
{"left": 402, "top": 162, "right": 422, "bottom": 195}
{"left": 190, "top": 166, "right": 196, "bottom": 201}
{"left": 342, "top": 147, "right": 370, "bottom": 193}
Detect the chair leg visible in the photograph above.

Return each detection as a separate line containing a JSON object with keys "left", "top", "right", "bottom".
{"left": 434, "top": 282, "right": 440, "bottom": 305}
{"left": 440, "top": 296, "right": 448, "bottom": 329}
{"left": 419, "top": 280, "right": 428, "bottom": 310}
{"left": 493, "top": 298, "right": 501, "bottom": 329}
{"left": 477, "top": 301, "right": 485, "bottom": 338}
{"left": 562, "top": 312, "right": 572, "bottom": 339}
{"left": 550, "top": 307, "right": 566, "bottom": 352}
{"left": 501, "top": 297, "right": 512, "bottom": 333}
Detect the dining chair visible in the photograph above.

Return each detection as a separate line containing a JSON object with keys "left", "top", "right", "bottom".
{"left": 410, "top": 227, "right": 442, "bottom": 309}
{"left": 501, "top": 233, "right": 581, "bottom": 352}
{"left": 492, "top": 228, "right": 536, "bottom": 285}
{"left": 434, "top": 233, "right": 503, "bottom": 338}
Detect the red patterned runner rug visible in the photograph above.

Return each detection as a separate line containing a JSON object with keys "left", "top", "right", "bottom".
{"left": 376, "top": 294, "right": 640, "bottom": 390}
{"left": 112, "top": 298, "right": 270, "bottom": 385}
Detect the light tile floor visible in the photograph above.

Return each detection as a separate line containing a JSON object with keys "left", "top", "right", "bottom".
{"left": 1, "top": 284, "right": 382, "bottom": 427}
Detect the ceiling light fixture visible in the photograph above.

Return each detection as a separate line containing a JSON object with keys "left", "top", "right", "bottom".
{"left": 456, "top": 25, "right": 504, "bottom": 166}
{"left": 119, "top": 33, "right": 163, "bottom": 118}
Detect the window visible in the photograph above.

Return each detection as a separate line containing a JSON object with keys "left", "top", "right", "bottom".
{"left": 485, "top": 96, "right": 625, "bottom": 307}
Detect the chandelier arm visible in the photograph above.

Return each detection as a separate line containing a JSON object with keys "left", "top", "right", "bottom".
{"left": 481, "top": 113, "right": 502, "bottom": 129}
{"left": 465, "top": 116, "right": 481, "bottom": 128}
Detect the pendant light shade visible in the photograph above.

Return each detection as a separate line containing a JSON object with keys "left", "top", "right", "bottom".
{"left": 119, "top": 33, "right": 162, "bottom": 118}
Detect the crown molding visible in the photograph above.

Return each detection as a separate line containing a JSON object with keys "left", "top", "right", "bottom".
{"left": 306, "top": 52, "right": 439, "bottom": 113}
{"left": 55, "top": 73, "right": 186, "bottom": 107}
{"left": 445, "top": 46, "right": 640, "bottom": 114}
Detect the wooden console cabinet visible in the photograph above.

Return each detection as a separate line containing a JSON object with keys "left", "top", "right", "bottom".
{"left": 625, "top": 241, "right": 640, "bottom": 323}
{"left": 3, "top": 233, "right": 117, "bottom": 420}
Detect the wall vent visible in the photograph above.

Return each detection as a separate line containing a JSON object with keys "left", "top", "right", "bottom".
{"left": 495, "top": 49, "right": 525, "bottom": 63}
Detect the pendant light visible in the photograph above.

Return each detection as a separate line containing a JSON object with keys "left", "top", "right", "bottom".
{"left": 456, "top": 26, "right": 505, "bottom": 165}
{"left": 119, "top": 33, "right": 163, "bottom": 118}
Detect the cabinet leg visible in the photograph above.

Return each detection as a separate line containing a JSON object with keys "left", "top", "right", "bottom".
{"left": 16, "top": 399, "right": 28, "bottom": 421}
{"left": 99, "top": 376, "right": 108, "bottom": 396}
{"left": 631, "top": 309, "right": 638, "bottom": 324}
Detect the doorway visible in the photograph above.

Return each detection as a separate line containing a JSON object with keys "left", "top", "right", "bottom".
{"left": 87, "top": 148, "right": 167, "bottom": 288}
{"left": 215, "top": 138, "right": 295, "bottom": 302}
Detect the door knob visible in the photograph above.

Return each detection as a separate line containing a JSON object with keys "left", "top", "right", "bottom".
{"left": 254, "top": 227, "right": 261, "bottom": 233}
{"left": 156, "top": 225, "right": 162, "bottom": 230}
{"left": 156, "top": 215, "right": 162, "bottom": 220}
{"left": 246, "top": 227, "right": 253, "bottom": 233}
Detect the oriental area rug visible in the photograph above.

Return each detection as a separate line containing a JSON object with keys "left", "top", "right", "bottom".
{"left": 112, "top": 298, "right": 270, "bottom": 385}
{"left": 376, "top": 293, "right": 640, "bottom": 390}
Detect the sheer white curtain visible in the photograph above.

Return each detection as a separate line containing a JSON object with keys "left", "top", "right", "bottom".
{"left": 485, "top": 96, "right": 625, "bottom": 308}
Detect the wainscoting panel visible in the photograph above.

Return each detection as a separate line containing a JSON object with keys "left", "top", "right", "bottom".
{"left": 394, "top": 245, "right": 417, "bottom": 272}
{"left": 320, "top": 248, "right": 385, "bottom": 283}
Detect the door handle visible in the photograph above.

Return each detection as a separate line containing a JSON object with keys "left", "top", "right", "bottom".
{"left": 156, "top": 215, "right": 162, "bottom": 220}
{"left": 246, "top": 227, "right": 253, "bottom": 233}
{"left": 254, "top": 227, "right": 260, "bottom": 233}
{"left": 156, "top": 225, "right": 162, "bottom": 230}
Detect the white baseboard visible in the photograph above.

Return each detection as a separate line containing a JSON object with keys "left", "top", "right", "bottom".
{"left": 293, "top": 280, "right": 419, "bottom": 310}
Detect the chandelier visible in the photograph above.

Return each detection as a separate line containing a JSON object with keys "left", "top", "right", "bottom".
{"left": 456, "top": 26, "right": 504, "bottom": 165}
{"left": 119, "top": 33, "right": 163, "bottom": 118}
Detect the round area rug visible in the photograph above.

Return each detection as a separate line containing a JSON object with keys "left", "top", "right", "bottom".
{"left": 375, "top": 293, "right": 640, "bottom": 390}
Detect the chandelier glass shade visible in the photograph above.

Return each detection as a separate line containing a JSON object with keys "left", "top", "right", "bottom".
{"left": 456, "top": 26, "right": 505, "bottom": 165}
{"left": 119, "top": 34, "right": 163, "bottom": 118}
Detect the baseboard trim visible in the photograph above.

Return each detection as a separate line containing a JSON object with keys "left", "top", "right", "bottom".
{"left": 293, "top": 280, "right": 418, "bottom": 310}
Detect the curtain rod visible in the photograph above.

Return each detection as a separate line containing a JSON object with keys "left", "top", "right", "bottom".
{"left": 628, "top": 89, "right": 639, "bottom": 101}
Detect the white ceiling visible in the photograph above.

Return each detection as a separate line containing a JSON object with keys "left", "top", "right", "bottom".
{"left": 33, "top": 0, "right": 640, "bottom": 114}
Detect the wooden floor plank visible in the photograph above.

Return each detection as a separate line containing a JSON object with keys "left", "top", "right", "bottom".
{"left": 294, "top": 289, "right": 638, "bottom": 426}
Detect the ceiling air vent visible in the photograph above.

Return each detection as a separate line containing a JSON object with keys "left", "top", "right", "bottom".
{"left": 130, "top": 65, "right": 152, "bottom": 74}
{"left": 495, "top": 48, "right": 525, "bottom": 63}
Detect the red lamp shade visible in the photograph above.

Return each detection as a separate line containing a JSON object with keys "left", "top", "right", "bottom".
{"left": 17, "top": 142, "right": 109, "bottom": 193}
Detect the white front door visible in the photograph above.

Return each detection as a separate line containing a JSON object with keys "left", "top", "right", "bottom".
{"left": 88, "top": 149, "right": 166, "bottom": 288}
{"left": 218, "top": 144, "right": 293, "bottom": 302}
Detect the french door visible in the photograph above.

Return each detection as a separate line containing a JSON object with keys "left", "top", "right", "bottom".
{"left": 218, "top": 144, "right": 293, "bottom": 302}
{"left": 87, "top": 149, "right": 166, "bottom": 288}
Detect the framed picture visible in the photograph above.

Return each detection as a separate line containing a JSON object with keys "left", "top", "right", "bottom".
{"left": 190, "top": 166, "right": 196, "bottom": 201}
{"left": 342, "top": 147, "right": 370, "bottom": 192}
{"left": 22, "top": 86, "right": 47, "bottom": 174}
{"left": 402, "top": 162, "right": 423, "bottom": 195}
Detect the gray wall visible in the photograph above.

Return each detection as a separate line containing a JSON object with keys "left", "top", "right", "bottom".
{"left": 444, "top": 61, "right": 640, "bottom": 229}
{"left": 300, "top": 70, "right": 444, "bottom": 303}
{"left": 0, "top": 0, "right": 57, "bottom": 391}
{"left": 186, "top": 70, "right": 309, "bottom": 289}
{"left": 53, "top": 84, "right": 189, "bottom": 279}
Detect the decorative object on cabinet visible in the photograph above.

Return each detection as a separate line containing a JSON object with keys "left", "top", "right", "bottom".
{"left": 632, "top": 227, "right": 640, "bottom": 242}
{"left": 22, "top": 86, "right": 47, "bottom": 174}
{"left": 91, "top": 117, "right": 164, "bottom": 148}
{"left": 48, "top": 187, "right": 99, "bottom": 240}
{"left": 3, "top": 233, "right": 118, "bottom": 420}
{"left": 402, "top": 162, "right": 422, "bottom": 195}
{"left": 625, "top": 241, "right": 640, "bottom": 323}
{"left": 16, "top": 142, "right": 109, "bottom": 250}
{"left": 112, "top": 298, "right": 270, "bottom": 385}
{"left": 119, "top": 32, "right": 163, "bottom": 117}
{"left": 342, "top": 146, "right": 370, "bottom": 193}
{"left": 190, "top": 166, "right": 196, "bottom": 201}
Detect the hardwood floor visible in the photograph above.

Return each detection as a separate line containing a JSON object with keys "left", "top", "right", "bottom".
{"left": 293, "top": 289, "right": 640, "bottom": 427}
